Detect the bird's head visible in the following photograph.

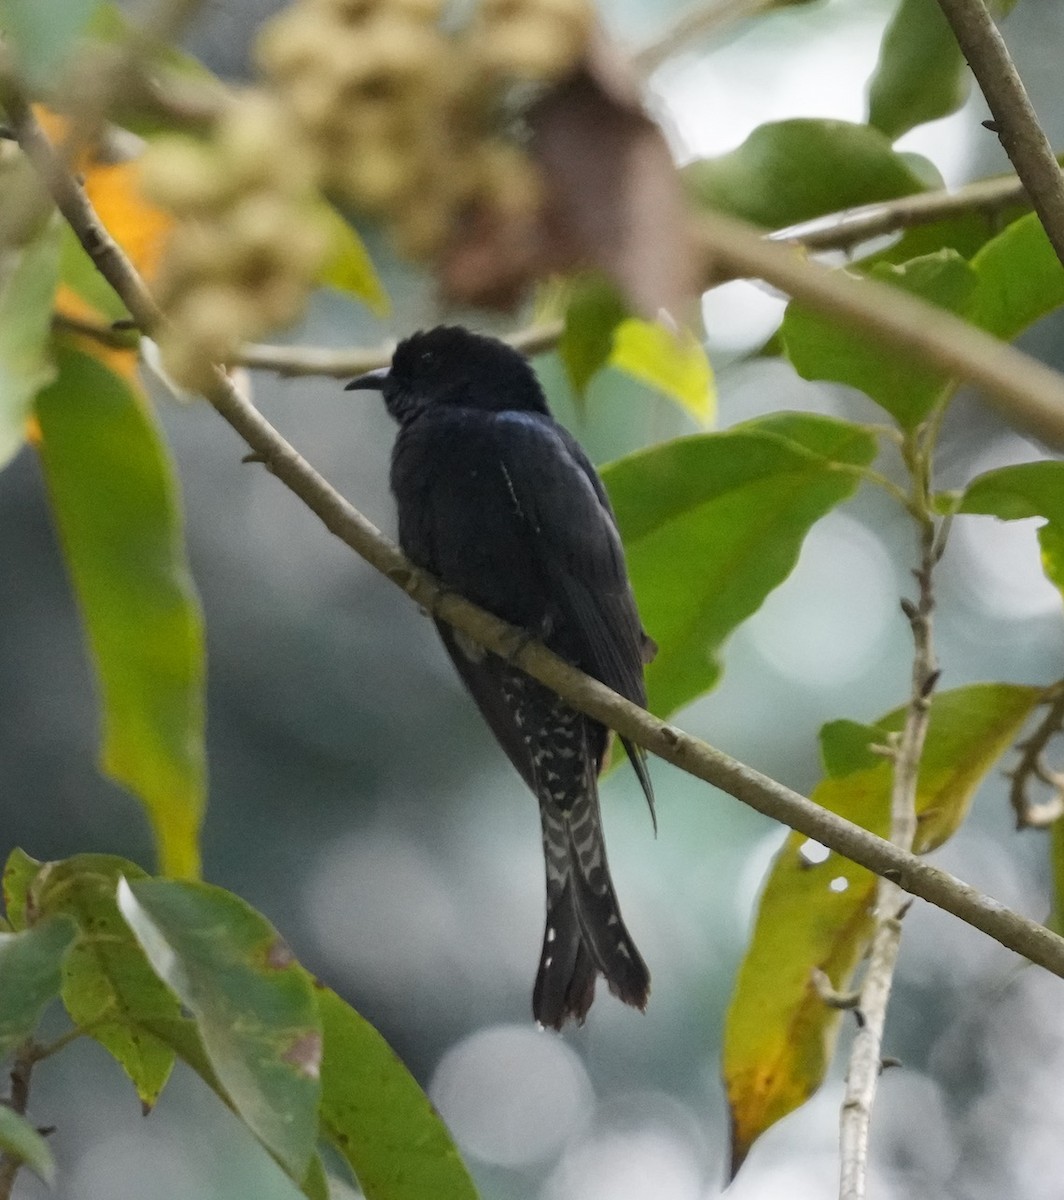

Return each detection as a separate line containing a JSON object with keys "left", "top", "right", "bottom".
{"left": 345, "top": 326, "right": 550, "bottom": 424}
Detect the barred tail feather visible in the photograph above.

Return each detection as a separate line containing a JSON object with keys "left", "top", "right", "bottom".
{"left": 533, "top": 788, "right": 650, "bottom": 1030}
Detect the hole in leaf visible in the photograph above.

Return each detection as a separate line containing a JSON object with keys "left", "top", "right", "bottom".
{"left": 799, "top": 839, "right": 830, "bottom": 866}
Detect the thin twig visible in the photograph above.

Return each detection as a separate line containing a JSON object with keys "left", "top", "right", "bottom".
{"left": 934, "top": 0, "right": 1064, "bottom": 271}
{"left": 838, "top": 447, "right": 939, "bottom": 1200}
{"left": 237, "top": 321, "right": 565, "bottom": 380}
{"left": 52, "top": 312, "right": 140, "bottom": 349}
{"left": 633, "top": 0, "right": 775, "bottom": 74}
{"left": 773, "top": 171, "right": 1031, "bottom": 254}
{"left": 0, "top": 1041, "right": 37, "bottom": 1200}
{"left": 696, "top": 210, "right": 1064, "bottom": 452}
{"left": 14, "top": 97, "right": 1064, "bottom": 982}
{"left": 1006, "top": 684, "right": 1064, "bottom": 829}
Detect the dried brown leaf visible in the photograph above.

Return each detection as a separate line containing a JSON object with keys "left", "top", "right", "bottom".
{"left": 440, "top": 27, "right": 698, "bottom": 318}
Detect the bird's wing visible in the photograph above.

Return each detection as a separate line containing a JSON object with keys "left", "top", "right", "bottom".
{"left": 491, "top": 413, "right": 655, "bottom": 811}
{"left": 488, "top": 413, "right": 645, "bottom": 696}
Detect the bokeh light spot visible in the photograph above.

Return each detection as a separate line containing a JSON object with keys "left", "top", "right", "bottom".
{"left": 430, "top": 1024, "right": 592, "bottom": 1168}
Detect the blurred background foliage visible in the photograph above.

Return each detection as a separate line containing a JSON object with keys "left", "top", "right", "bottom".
{"left": 2, "top": 0, "right": 1064, "bottom": 1198}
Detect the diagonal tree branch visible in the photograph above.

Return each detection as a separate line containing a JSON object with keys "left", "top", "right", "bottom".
{"left": 9, "top": 89, "right": 1064, "bottom": 982}
{"left": 934, "top": 0, "right": 1064, "bottom": 271}
{"left": 695, "top": 210, "right": 1064, "bottom": 453}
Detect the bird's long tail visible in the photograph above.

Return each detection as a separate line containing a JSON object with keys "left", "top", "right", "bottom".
{"left": 530, "top": 714, "right": 650, "bottom": 1029}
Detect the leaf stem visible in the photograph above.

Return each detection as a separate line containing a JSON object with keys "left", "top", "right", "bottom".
{"left": 31, "top": 1025, "right": 89, "bottom": 1064}
{"left": 828, "top": 462, "right": 918, "bottom": 517}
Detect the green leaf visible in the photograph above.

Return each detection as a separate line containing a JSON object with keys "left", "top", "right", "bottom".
{"left": 2, "top": 849, "right": 41, "bottom": 931}
{"left": 119, "top": 879, "right": 322, "bottom": 1182}
{"left": 35, "top": 341, "right": 206, "bottom": 878}
{"left": 133, "top": 1011, "right": 330, "bottom": 1199}
{"left": 0, "top": 1106, "right": 56, "bottom": 1185}
{"left": 959, "top": 461, "right": 1064, "bottom": 601}
{"left": 318, "top": 988, "right": 478, "bottom": 1200}
{"left": 0, "top": 0, "right": 102, "bottom": 87}
{"left": 868, "top": 0, "right": 968, "bottom": 139}
{"left": 724, "top": 683, "right": 1040, "bottom": 1176}
{"left": 819, "top": 719, "right": 891, "bottom": 777}
{"left": 609, "top": 319, "right": 715, "bottom": 425}
{"left": 0, "top": 915, "right": 79, "bottom": 1058}
{"left": 868, "top": 0, "right": 1020, "bottom": 139}
{"left": 0, "top": 217, "right": 61, "bottom": 471}
{"left": 968, "top": 212, "right": 1064, "bottom": 342}
{"left": 30, "top": 855, "right": 181, "bottom": 1107}
{"left": 684, "top": 119, "right": 938, "bottom": 229}
{"left": 602, "top": 414, "right": 878, "bottom": 718}
{"left": 781, "top": 250, "right": 977, "bottom": 429}
{"left": 558, "top": 276, "right": 627, "bottom": 399}
{"left": 863, "top": 205, "right": 1030, "bottom": 269}
{"left": 318, "top": 207, "right": 389, "bottom": 317}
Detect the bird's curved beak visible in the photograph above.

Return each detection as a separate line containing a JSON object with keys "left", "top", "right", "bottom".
{"left": 344, "top": 367, "right": 390, "bottom": 392}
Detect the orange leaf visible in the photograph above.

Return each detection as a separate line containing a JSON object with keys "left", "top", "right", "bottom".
{"left": 36, "top": 106, "right": 175, "bottom": 291}
{"left": 83, "top": 159, "right": 174, "bottom": 285}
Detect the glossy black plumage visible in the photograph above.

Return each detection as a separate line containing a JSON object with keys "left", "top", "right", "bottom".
{"left": 347, "top": 326, "right": 654, "bottom": 1027}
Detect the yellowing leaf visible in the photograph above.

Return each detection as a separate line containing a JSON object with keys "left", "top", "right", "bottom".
{"left": 35, "top": 341, "right": 206, "bottom": 878}
{"left": 609, "top": 318, "right": 715, "bottom": 425}
{"left": 84, "top": 159, "right": 175, "bottom": 285}
{"left": 31, "top": 855, "right": 181, "bottom": 1108}
{"left": 318, "top": 205, "right": 389, "bottom": 316}
{"left": 724, "top": 683, "right": 1040, "bottom": 1177}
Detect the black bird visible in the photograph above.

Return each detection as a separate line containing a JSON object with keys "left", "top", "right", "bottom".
{"left": 347, "top": 326, "right": 655, "bottom": 1028}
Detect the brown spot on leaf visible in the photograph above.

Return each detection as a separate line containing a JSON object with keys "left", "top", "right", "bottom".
{"left": 265, "top": 936, "right": 295, "bottom": 969}
{"left": 282, "top": 1031, "right": 322, "bottom": 1081}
